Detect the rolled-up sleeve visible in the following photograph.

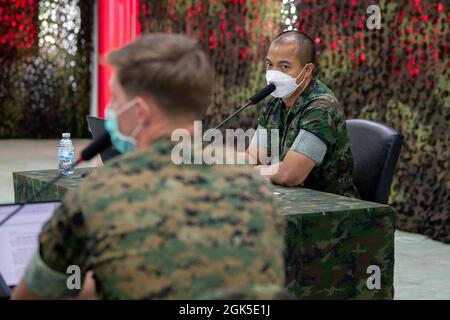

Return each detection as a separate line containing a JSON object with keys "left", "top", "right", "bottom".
{"left": 290, "top": 129, "right": 327, "bottom": 166}
{"left": 250, "top": 125, "right": 269, "bottom": 150}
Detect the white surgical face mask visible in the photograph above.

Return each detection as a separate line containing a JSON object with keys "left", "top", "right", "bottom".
{"left": 265, "top": 64, "right": 310, "bottom": 98}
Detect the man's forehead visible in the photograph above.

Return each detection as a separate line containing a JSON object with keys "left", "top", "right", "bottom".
{"left": 267, "top": 41, "right": 300, "bottom": 62}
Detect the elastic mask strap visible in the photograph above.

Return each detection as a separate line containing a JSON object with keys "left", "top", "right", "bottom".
{"left": 294, "top": 64, "right": 311, "bottom": 89}
{"left": 130, "top": 125, "right": 144, "bottom": 139}
{"left": 116, "top": 99, "right": 137, "bottom": 116}
{"left": 294, "top": 64, "right": 310, "bottom": 81}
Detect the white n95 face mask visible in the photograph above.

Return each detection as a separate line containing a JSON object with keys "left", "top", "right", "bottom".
{"left": 265, "top": 64, "right": 309, "bottom": 98}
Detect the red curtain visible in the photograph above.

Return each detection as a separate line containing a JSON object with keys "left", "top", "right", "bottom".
{"left": 98, "top": 0, "right": 140, "bottom": 117}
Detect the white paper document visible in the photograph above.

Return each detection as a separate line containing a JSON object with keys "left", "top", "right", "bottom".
{"left": 0, "top": 202, "right": 60, "bottom": 286}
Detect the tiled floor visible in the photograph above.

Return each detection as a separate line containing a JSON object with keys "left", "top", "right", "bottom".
{"left": 0, "top": 139, "right": 449, "bottom": 299}
{"left": 394, "top": 231, "right": 450, "bottom": 299}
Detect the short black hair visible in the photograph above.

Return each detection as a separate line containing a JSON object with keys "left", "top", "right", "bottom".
{"left": 271, "top": 30, "right": 316, "bottom": 65}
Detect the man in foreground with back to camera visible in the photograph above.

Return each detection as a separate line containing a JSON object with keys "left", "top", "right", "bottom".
{"left": 11, "top": 33, "right": 285, "bottom": 300}
{"left": 248, "top": 31, "right": 360, "bottom": 198}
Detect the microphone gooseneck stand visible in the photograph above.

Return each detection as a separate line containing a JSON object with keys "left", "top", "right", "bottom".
{"left": 203, "top": 83, "right": 275, "bottom": 140}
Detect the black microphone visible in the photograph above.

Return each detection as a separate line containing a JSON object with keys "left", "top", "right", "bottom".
{"left": 0, "top": 133, "right": 112, "bottom": 226}
{"left": 248, "top": 83, "right": 275, "bottom": 105}
{"left": 203, "top": 83, "right": 276, "bottom": 139}
{"left": 79, "top": 131, "right": 112, "bottom": 162}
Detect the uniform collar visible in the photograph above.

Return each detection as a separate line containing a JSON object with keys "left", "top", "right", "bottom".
{"left": 148, "top": 136, "right": 177, "bottom": 156}
{"left": 290, "top": 77, "right": 320, "bottom": 115}
{"left": 273, "top": 78, "right": 336, "bottom": 116}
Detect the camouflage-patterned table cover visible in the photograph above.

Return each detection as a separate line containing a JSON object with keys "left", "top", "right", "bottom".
{"left": 13, "top": 168, "right": 94, "bottom": 203}
{"left": 13, "top": 168, "right": 395, "bottom": 299}
{"left": 276, "top": 186, "right": 395, "bottom": 299}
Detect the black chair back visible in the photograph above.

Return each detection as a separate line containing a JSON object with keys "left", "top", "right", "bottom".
{"left": 346, "top": 119, "right": 403, "bottom": 204}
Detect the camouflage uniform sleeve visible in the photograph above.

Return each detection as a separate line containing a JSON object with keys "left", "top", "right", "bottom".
{"left": 257, "top": 100, "right": 272, "bottom": 127}
{"left": 299, "top": 101, "right": 337, "bottom": 149}
{"left": 23, "top": 190, "right": 89, "bottom": 298}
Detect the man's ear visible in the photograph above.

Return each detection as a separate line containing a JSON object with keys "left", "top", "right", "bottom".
{"left": 306, "top": 63, "right": 314, "bottom": 78}
{"left": 135, "top": 96, "right": 153, "bottom": 125}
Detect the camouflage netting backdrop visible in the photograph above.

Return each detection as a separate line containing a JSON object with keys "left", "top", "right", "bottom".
{"left": 0, "top": 0, "right": 93, "bottom": 138}
{"left": 290, "top": 0, "right": 449, "bottom": 243}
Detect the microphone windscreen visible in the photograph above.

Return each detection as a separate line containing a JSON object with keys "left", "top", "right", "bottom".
{"left": 80, "top": 131, "right": 112, "bottom": 161}
{"left": 248, "top": 83, "right": 276, "bottom": 105}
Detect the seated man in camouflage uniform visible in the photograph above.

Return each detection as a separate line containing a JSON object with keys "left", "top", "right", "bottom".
{"left": 12, "top": 33, "right": 285, "bottom": 300}
{"left": 248, "top": 31, "right": 359, "bottom": 198}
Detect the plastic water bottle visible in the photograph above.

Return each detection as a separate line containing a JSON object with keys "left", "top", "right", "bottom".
{"left": 58, "top": 133, "right": 75, "bottom": 175}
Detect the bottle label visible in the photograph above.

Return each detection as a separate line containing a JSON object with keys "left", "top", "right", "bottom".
{"left": 59, "top": 141, "right": 75, "bottom": 175}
